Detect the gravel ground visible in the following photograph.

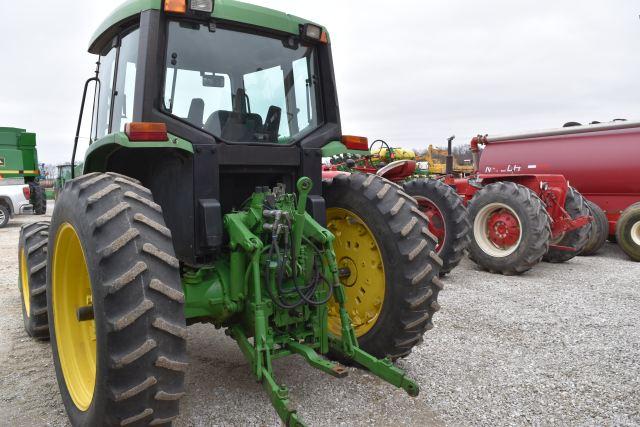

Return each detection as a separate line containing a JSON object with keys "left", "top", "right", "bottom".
{"left": 1, "top": 205, "right": 639, "bottom": 426}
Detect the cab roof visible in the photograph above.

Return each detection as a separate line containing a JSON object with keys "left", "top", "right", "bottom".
{"left": 89, "top": 0, "right": 325, "bottom": 54}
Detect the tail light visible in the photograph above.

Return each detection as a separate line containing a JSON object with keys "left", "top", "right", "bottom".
{"left": 164, "top": 0, "right": 187, "bottom": 14}
{"left": 125, "top": 122, "right": 169, "bottom": 142}
{"left": 23, "top": 186, "right": 30, "bottom": 201}
{"left": 165, "top": 0, "right": 214, "bottom": 14}
{"left": 341, "top": 135, "right": 369, "bottom": 151}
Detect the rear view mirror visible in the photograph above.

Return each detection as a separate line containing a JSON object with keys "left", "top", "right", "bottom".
{"left": 202, "top": 73, "right": 225, "bottom": 88}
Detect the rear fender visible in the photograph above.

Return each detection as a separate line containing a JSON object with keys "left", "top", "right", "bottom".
{"left": 83, "top": 132, "right": 194, "bottom": 173}
{"left": 321, "top": 140, "right": 370, "bottom": 158}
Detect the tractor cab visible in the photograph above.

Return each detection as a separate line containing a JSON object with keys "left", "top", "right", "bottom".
{"left": 80, "top": 0, "right": 341, "bottom": 265}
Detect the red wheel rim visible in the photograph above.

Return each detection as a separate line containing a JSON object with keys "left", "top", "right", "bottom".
{"left": 486, "top": 209, "right": 520, "bottom": 249}
{"left": 415, "top": 197, "right": 445, "bottom": 253}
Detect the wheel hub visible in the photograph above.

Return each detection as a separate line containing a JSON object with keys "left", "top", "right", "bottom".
{"left": 338, "top": 257, "right": 358, "bottom": 287}
{"left": 486, "top": 210, "right": 520, "bottom": 248}
{"left": 326, "top": 208, "right": 385, "bottom": 337}
{"left": 474, "top": 202, "right": 523, "bottom": 258}
{"left": 416, "top": 197, "right": 445, "bottom": 253}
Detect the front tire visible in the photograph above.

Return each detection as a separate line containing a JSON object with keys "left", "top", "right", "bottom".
{"left": 48, "top": 172, "right": 187, "bottom": 426}
{"left": 18, "top": 221, "right": 50, "bottom": 339}
{"left": 403, "top": 178, "right": 470, "bottom": 276}
{"left": 544, "top": 187, "right": 591, "bottom": 263}
{"left": 616, "top": 202, "right": 640, "bottom": 261}
{"left": 324, "top": 173, "right": 443, "bottom": 359}
{"left": 468, "top": 182, "right": 551, "bottom": 275}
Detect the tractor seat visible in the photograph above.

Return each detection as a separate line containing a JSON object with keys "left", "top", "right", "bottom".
{"left": 187, "top": 98, "right": 205, "bottom": 129}
{"left": 376, "top": 160, "right": 417, "bottom": 181}
{"left": 204, "top": 110, "right": 263, "bottom": 141}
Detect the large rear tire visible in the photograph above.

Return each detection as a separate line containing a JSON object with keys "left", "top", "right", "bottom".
{"left": 324, "top": 173, "right": 443, "bottom": 359}
{"left": 18, "top": 221, "right": 50, "bottom": 339}
{"left": 468, "top": 181, "right": 551, "bottom": 275}
{"left": 403, "top": 178, "right": 470, "bottom": 276}
{"left": 48, "top": 172, "right": 187, "bottom": 426}
{"left": 616, "top": 202, "right": 640, "bottom": 261}
{"left": 580, "top": 200, "right": 608, "bottom": 256}
{"left": 544, "top": 187, "right": 591, "bottom": 263}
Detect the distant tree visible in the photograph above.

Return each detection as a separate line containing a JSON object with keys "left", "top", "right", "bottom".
{"left": 452, "top": 145, "right": 473, "bottom": 163}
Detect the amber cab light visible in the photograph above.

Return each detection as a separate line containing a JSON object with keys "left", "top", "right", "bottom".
{"left": 125, "top": 122, "right": 169, "bottom": 142}
{"left": 164, "top": 0, "right": 187, "bottom": 13}
{"left": 342, "top": 135, "right": 369, "bottom": 151}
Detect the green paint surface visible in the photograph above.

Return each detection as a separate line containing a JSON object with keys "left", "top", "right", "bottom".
{"left": 0, "top": 127, "right": 39, "bottom": 177}
{"left": 321, "top": 140, "right": 370, "bottom": 158}
{"left": 83, "top": 131, "right": 194, "bottom": 173}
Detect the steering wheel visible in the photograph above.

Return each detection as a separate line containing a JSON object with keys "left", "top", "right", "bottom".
{"left": 369, "top": 139, "right": 393, "bottom": 161}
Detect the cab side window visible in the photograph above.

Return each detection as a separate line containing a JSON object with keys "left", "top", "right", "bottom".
{"left": 92, "top": 46, "right": 116, "bottom": 139}
{"left": 112, "top": 29, "right": 140, "bottom": 132}
{"left": 91, "top": 27, "right": 140, "bottom": 140}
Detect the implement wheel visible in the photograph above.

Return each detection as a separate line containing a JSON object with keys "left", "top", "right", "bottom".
{"left": 403, "top": 178, "right": 470, "bottom": 275}
{"left": 544, "top": 187, "right": 591, "bottom": 263}
{"left": 580, "top": 200, "right": 608, "bottom": 256}
{"left": 47, "top": 172, "right": 187, "bottom": 426}
{"left": 18, "top": 221, "right": 50, "bottom": 339}
{"left": 324, "top": 173, "right": 443, "bottom": 359}
{"left": 468, "top": 181, "right": 550, "bottom": 275}
{"left": 616, "top": 202, "right": 640, "bottom": 261}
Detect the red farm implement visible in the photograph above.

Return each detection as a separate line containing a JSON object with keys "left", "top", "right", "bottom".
{"left": 472, "top": 119, "right": 640, "bottom": 262}
{"left": 326, "top": 134, "right": 593, "bottom": 276}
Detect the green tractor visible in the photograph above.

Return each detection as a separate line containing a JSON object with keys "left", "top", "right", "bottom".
{"left": 0, "top": 127, "right": 47, "bottom": 214}
{"left": 18, "top": 1, "right": 443, "bottom": 425}
{"left": 53, "top": 163, "right": 81, "bottom": 199}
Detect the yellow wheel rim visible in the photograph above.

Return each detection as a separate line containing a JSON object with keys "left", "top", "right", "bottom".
{"left": 52, "top": 223, "right": 96, "bottom": 411}
{"left": 326, "top": 207, "right": 385, "bottom": 337}
{"left": 20, "top": 249, "right": 30, "bottom": 317}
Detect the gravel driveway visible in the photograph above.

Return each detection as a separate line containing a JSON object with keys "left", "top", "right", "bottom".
{"left": 1, "top": 206, "right": 638, "bottom": 426}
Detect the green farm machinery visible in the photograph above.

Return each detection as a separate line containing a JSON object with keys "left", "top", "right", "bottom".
{"left": 0, "top": 127, "right": 47, "bottom": 214}
{"left": 18, "top": 1, "right": 443, "bottom": 425}
{"left": 53, "top": 163, "right": 81, "bottom": 199}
